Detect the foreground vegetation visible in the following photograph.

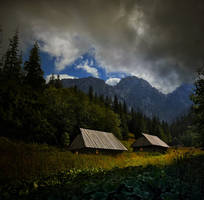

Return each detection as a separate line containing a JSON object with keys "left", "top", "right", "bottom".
{"left": 0, "top": 137, "right": 204, "bottom": 199}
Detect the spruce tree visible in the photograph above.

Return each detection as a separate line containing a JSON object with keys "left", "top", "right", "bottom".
{"left": 191, "top": 67, "right": 204, "bottom": 146}
{"left": 3, "top": 31, "right": 21, "bottom": 80}
{"left": 105, "top": 96, "right": 110, "bottom": 107}
{"left": 99, "top": 94, "right": 104, "bottom": 103}
{"left": 24, "top": 42, "right": 45, "bottom": 90}
{"left": 88, "top": 86, "right": 93, "bottom": 101}
{"left": 55, "top": 74, "right": 62, "bottom": 88}
{"left": 120, "top": 114, "right": 129, "bottom": 140}
{"left": 123, "top": 101, "right": 127, "bottom": 113}
{"left": 48, "top": 74, "right": 55, "bottom": 87}
{"left": 113, "top": 95, "right": 119, "bottom": 113}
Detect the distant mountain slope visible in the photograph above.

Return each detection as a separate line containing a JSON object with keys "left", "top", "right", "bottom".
{"left": 114, "top": 76, "right": 166, "bottom": 119}
{"left": 61, "top": 76, "right": 194, "bottom": 122}
{"left": 165, "top": 84, "right": 194, "bottom": 121}
{"left": 62, "top": 77, "right": 115, "bottom": 97}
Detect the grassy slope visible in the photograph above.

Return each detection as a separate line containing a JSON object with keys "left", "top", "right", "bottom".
{"left": 0, "top": 136, "right": 204, "bottom": 199}
{"left": 0, "top": 136, "right": 203, "bottom": 181}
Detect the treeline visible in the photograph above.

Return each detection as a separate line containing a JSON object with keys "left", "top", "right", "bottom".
{"left": 91, "top": 93, "right": 172, "bottom": 143}
{"left": 169, "top": 111, "right": 198, "bottom": 146}
{"left": 0, "top": 31, "right": 174, "bottom": 146}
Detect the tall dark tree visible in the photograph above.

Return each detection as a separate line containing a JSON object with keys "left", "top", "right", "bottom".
{"left": 120, "top": 114, "right": 129, "bottom": 140}
{"left": 128, "top": 109, "right": 140, "bottom": 138}
{"left": 48, "top": 74, "right": 55, "bottom": 87}
{"left": 113, "top": 95, "right": 119, "bottom": 113}
{"left": 3, "top": 31, "right": 21, "bottom": 80}
{"left": 191, "top": 67, "right": 204, "bottom": 146}
{"left": 94, "top": 92, "right": 98, "bottom": 102}
{"left": 55, "top": 74, "right": 62, "bottom": 89}
{"left": 105, "top": 96, "right": 111, "bottom": 107}
{"left": 99, "top": 94, "right": 104, "bottom": 103}
{"left": 24, "top": 42, "right": 45, "bottom": 89}
{"left": 88, "top": 86, "right": 93, "bottom": 101}
{"left": 123, "top": 101, "right": 127, "bottom": 114}
{"left": 0, "top": 31, "right": 24, "bottom": 138}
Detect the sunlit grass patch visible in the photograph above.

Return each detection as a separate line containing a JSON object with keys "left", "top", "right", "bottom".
{"left": 0, "top": 137, "right": 203, "bottom": 182}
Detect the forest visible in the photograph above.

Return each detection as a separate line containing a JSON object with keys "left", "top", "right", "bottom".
{"left": 0, "top": 31, "right": 204, "bottom": 200}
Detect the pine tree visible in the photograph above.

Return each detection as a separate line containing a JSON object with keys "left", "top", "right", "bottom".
{"left": 113, "top": 95, "right": 119, "bottom": 113}
{"left": 94, "top": 92, "right": 98, "bottom": 102}
{"left": 123, "top": 101, "right": 127, "bottom": 114}
{"left": 120, "top": 114, "right": 129, "bottom": 140}
{"left": 99, "top": 94, "right": 104, "bottom": 103}
{"left": 88, "top": 86, "right": 93, "bottom": 101}
{"left": 55, "top": 74, "right": 62, "bottom": 89}
{"left": 105, "top": 96, "right": 111, "bottom": 107}
{"left": 24, "top": 42, "right": 45, "bottom": 90}
{"left": 191, "top": 67, "right": 204, "bottom": 146}
{"left": 128, "top": 109, "right": 141, "bottom": 138}
{"left": 48, "top": 74, "right": 55, "bottom": 87}
{"left": 3, "top": 31, "right": 22, "bottom": 80}
{"left": 162, "top": 121, "right": 172, "bottom": 143}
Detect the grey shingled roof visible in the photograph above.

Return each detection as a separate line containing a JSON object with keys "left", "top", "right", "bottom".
{"left": 132, "top": 133, "right": 169, "bottom": 148}
{"left": 69, "top": 128, "right": 128, "bottom": 151}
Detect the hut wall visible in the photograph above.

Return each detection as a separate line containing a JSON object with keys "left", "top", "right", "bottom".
{"left": 133, "top": 145, "right": 168, "bottom": 152}
{"left": 71, "top": 148, "right": 124, "bottom": 155}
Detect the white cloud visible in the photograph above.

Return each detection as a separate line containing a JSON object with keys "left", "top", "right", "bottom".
{"left": 76, "top": 61, "right": 99, "bottom": 78}
{"left": 46, "top": 74, "right": 78, "bottom": 83}
{"left": 106, "top": 78, "right": 121, "bottom": 86}
{"left": 35, "top": 29, "right": 91, "bottom": 71}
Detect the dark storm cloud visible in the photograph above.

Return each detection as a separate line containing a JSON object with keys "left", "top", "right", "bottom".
{"left": 0, "top": 0, "right": 204, "bottom": 93}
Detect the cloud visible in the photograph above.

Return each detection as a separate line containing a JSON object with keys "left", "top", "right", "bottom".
{"left": 76, "top": 61, "right": 99, "bottom": 78}
{"left": 106, "top": 78, "right": 121, "bottom": 86}
{"left": 36, "top": 30, "right": 92, "bottom": 71}
{"left": 1, "top": 0, "right": 204, "bottom": 93}
{"left": 46, "top": 73, "right": 78, "bottom": 83}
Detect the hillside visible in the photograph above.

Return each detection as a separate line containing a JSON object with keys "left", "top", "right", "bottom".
{"left": 0, "top": 137, "right": 204, "bottom": 200}
{"left": 62, "top": 76, "right": 194, "bottom": 122}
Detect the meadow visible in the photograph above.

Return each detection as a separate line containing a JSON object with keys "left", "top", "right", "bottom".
{"left": 0, "top": 137, "right": 204, "bottom": 199}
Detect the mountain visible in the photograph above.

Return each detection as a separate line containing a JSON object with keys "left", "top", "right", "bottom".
{"left": 62, "top": 77, "right": 115, "bottom": 97}
{"left": 114, "top": 76, "right": 166, "bottom": 118}
{"left": 165, "top": 84, "right": 194, "bottom": 121}
{"left": 61, "top": 76, "right": 194, "bottom": 122}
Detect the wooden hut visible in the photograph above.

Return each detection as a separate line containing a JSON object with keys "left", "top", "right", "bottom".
{"left": 69, "top": 128, "right": 128, "bottom": 154}
{"left": 132, "top": 133, "right": 169, "bottom": 152}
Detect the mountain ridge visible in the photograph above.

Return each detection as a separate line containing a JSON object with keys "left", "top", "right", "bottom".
{"left": 61, "top": 76, "right": 194, "bottom": 122}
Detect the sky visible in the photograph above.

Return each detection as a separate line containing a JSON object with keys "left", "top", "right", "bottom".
{"left": 1, "top": 0, "right": 204, "bottom": 93}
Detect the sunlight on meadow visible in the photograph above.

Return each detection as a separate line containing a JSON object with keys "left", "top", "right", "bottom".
{"left": 0, "top": 137, "right": 203, "bottom": 181}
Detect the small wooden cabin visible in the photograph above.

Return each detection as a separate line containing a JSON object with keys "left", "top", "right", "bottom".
{"left": 132, "top": 133, "right": 169, "bottom": 152}
{"left": 69, "top": 128, "right": 128, "bottom": 154}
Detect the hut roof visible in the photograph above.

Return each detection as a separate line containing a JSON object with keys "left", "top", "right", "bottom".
{"left": 69, "top": 128, "right": 127, "bottom": 151}
{"left": 132, "top": 133, "right": 169, "bottom": 148}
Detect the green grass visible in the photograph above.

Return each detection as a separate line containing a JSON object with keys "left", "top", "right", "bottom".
{"left": 0, "top": 136, "right": 203, "bottom": 181}
{"left": 0, "top": 137, "right": 204, "bottom": 199}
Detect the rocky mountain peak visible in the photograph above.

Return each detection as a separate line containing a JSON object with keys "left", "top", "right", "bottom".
{"left": 61, "top": 76, "right": 193, "bottom": 122}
